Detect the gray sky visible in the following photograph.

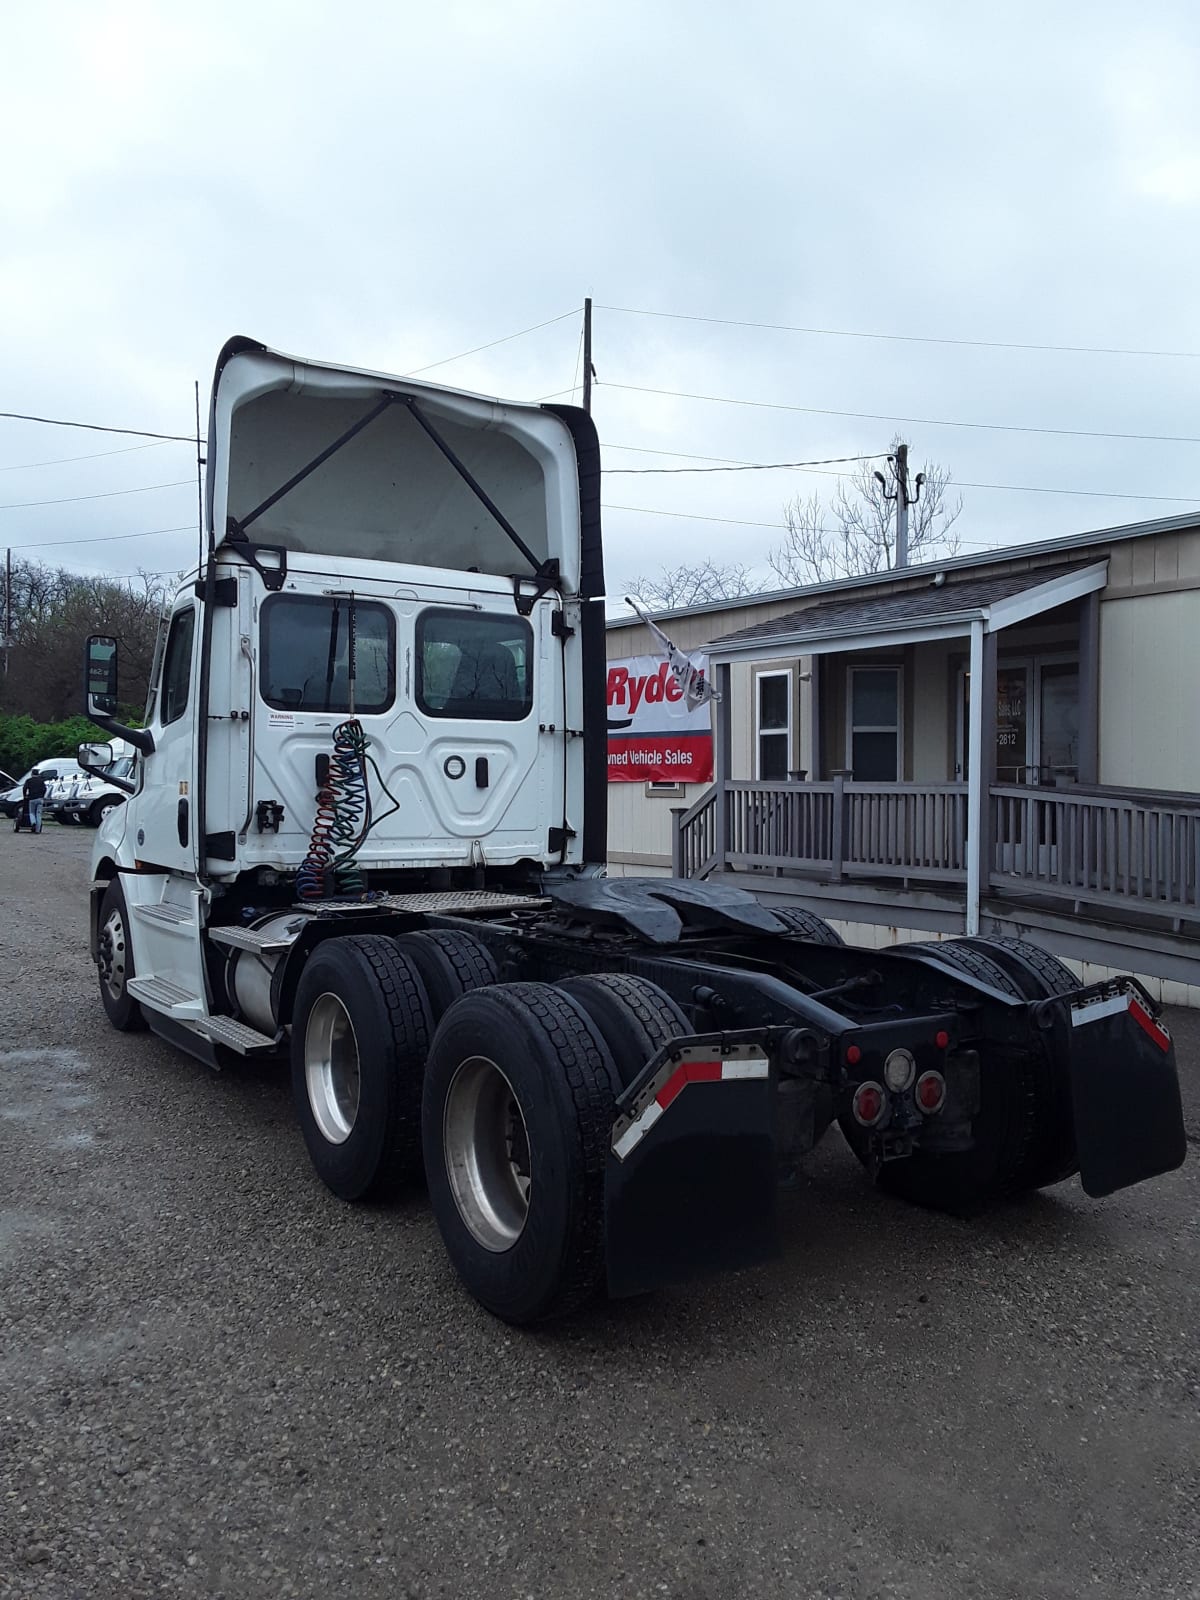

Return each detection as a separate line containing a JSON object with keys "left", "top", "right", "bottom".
{"left": 4, "top": 0, "right": 1200, "bottom": 592}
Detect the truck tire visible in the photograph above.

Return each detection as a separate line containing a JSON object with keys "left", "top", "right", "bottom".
{"left": 955, "top": 937, "right": 1080, "bottom": 1190}
{"left": 556, "top": 973, "right": 690, "bottom": 1088}
{"left": 389, "top": 929, "right": 498, "bottom": 1023}
{"left": 89, "top": 797, "right": 120, "bottom": 827}
{"left": 771, "top": 905, "right": 844, "bottom": 945}
{"left": 851, "top": 934, "right": 1075, "bottom": 1209}
{"left": 422, "top": 982, "right": 620, "bottom": 1324}
{"left": 96, "top": 879, "right": 146, "bottom": 1032}
{"left": 292, "top": 935, "right": 432, "bottom": 1201}
{"left": 956, "top": 937, "right": 1078, "bottom": 999}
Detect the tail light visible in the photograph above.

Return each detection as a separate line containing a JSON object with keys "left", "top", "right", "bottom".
{"left": 852, "top": 1081, "right": 888, "bottom": 1127}
{"left": 915, "top": 1070, "right": 946, "bottom": 1114}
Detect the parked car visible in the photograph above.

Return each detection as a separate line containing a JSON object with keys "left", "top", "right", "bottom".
{"left": 48, "top": 756, "right": 136, "bottom": 827}
{"left": 0, "top": 760, "right": 86, "bottom": 819}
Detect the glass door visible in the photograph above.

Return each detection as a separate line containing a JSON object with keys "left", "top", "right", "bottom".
{"left": 956, "top": 661, "right": 1032, "bottom": 781}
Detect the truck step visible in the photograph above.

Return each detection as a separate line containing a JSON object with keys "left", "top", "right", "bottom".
{"left": 207, "top": 924, "right": 299, "bottom": 955}
{"left": 131, "top": 901, "right": 192, "bottom": 928}
{"left": 126, "top": 976, "right": 205, "bottom": 1017}
{"left": 293, "top": 890, "right": 549, "bottom": 915}
{"left": 191, "top": 1015, "right": 279, "bottom": 1054}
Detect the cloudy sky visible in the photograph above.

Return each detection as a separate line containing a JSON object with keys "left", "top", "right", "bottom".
{"left": 3, "top": 0, "right": 1200, "bottom": 594}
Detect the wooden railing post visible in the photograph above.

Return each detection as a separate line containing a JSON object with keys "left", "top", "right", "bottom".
{"left": 713, "top": 661, "right": 732, "bottom": 872}
{"left": 831, "top": 771, "right": 846, "bottom": 881}
{"left": 670, "top": 807, "right": 686, "bottom": 876}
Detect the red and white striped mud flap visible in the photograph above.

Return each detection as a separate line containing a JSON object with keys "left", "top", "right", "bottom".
{"left": 604, "top": 1042, "right": 778, "bottom": 1299}
{"left": 1061, "top": 983, "right": 1186, "bottom": 1198}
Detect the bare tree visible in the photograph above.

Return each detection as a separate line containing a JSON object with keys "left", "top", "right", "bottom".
{"left": 624, "top": 558, "right": 765, "bottom": 611}
{"left": 1, "top": 559, "right": 172, "bottom": 722}
{"left": 769, "top": 439, "right": 962, "bottom": 587}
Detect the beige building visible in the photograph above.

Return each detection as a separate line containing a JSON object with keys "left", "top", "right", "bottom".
{"left": 607, "top": 512, "right": 1200, "bottom": 1003}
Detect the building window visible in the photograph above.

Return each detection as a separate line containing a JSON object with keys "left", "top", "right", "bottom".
{"left": 847, "top": 666, "right": 901, "bottom": 781}
{"left": 755, "top": 670, "right": 792, "bottom": 780}
{"left": 645, "top": 780, "right": 685, "bottom": 798}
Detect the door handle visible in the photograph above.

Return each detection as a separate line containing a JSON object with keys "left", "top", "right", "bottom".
{"left": 475, "top": 757, "right": 489, "bottom": 789}
{"left": 177, "top": 797, "right": 189, "bottom": 847}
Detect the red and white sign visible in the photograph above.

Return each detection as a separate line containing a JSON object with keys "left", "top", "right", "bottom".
{"left": 606, "top": 654, "right": 713, "bottom": 783}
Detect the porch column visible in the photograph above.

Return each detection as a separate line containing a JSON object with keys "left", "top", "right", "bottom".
{"left": 713, "top": 660, "right": 732, "bottom": 871}
{"left": 965, "top": 620, "right": 996, "bottom": 936}
{"left": 808, "top": 656, "right": 822, "bottom": 780}
{"left": 1077, "top": 590, "right": 1100, "bottom": 784}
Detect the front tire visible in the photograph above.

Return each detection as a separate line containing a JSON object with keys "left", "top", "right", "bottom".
{"left": 291, "top": 935, "right": 432, "bottom": 1201}
{"left": 90, "top": 797, "right": 120, "bottom": 827}
{"left": 97, "top": 880, "right": 146, "bottom": 1032}
{"left": 422, "top": 983, "right": 620, "bottom": 1324}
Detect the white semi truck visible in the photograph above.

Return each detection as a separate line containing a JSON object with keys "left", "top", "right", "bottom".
{"left": 79, "top": 338, "right": 1186, "bottom": 1323}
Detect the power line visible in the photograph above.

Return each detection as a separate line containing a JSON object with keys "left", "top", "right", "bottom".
{"left": 602, "top": 451, "right": 884, "bottom": 475}
{"left": 405, "top": 309, "right": 579, "bottom": 377}
{"left": 598, "top": 303, "right": 1200, "bottom": 361}
{"left": 10, "top": 523, "right": 194, "bottom": 551}
{"left": 601, "top": 382, "right": 1200, "bottom": 447}
{"left": 602, "top": 500, "right": 1012, "bottom": 551}
{"left": 0, "top": 441, "right": 167, "bottom": 472}
{"left": 0, "top": 410, "right": 195, "bottom": 442}
{"left": 603, "top": 442, "right": 1200, "bottom": 505}
{"left": 0, "top": 480, "right": 193, "bottom": 511}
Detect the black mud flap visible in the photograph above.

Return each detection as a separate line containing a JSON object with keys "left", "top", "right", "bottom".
{"left": 1058, "top": 981, "right": 1187, "bottom": 1197}
{"left": 604, "top": 1037, "right": 779, "bottom": 1298}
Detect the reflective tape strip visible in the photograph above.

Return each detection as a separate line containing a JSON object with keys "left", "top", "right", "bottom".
{"left": 613, "top": 1099, "right": 663, "bottom": 1160}
{"left": 1071, "top": 993, "right": 1132, "bottom": 1028}
{"left": 1128, "top": 997, "right": 1171, "bottom": 1052}
{"left": 721, "top": 1058, "right": 770, "bottom": 1082}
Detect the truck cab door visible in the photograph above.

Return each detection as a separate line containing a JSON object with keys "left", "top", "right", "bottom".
{"left": 131, "top": 599, "right": 199, "bottom": 874}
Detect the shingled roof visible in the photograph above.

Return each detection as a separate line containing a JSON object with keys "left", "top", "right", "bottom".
{"left": 708, "top": 563, "right": 1092, "bottom": 650}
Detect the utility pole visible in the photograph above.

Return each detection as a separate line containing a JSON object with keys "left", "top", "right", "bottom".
{"left": 3, "top": 547, "right": 9, "bottom": 678}
{"left": 875, "top": 442, "right": 925, "bottom": 569}
{"left": 582, "top": 298, "right": 593, "bottom": 415}
{"left": 893, "top": 442, "right": 909, "bottom": 568}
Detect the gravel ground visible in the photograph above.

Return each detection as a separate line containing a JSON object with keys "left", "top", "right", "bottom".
{"left": 1, "top": 824, "right": 1197, "bottom": 1600}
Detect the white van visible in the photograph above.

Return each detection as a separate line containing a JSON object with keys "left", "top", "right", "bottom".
{"left": 0, "top": 759, "right": 87, "bottom": 819}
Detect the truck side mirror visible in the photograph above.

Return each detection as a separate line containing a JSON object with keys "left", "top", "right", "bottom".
{"left": 82, "top": 634, "right": 155, "bottom": 755}
{"left": 78, "top": 741, "right": 114, "bottom": 776}
{"left": 86, "top": 635, "right": 119, "bottom": 716}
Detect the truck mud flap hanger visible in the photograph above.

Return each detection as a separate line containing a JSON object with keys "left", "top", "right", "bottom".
{"left": 605, "top": 1030, "right": 780, "bottom": 1299}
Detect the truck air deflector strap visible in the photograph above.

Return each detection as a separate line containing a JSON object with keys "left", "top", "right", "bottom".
{"left": 396, "top": 395, "right": 543, "bottom": 576}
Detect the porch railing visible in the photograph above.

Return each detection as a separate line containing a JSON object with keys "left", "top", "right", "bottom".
{"left": 989, "top": 783, "right": 1200, "bottom": 917}
{"left": 672, "top": 776, "right": 1200, "bottom": 920}
{"left": 673, "top": 777, "right": 969, "bottom": 884}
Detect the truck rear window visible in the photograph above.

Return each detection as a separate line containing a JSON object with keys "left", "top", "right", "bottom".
{"left": 260, "top": 595, "right": 394, "bottom": 714}
{"left": 416, "top": 610, "right": 533, "bottom": 721}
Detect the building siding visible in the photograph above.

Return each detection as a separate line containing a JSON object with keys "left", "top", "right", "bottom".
{"left": 1099, "top": 589, "right": 1200, "bottom": 791}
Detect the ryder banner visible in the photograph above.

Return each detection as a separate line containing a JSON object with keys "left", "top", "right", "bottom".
{"left": 606, "top": 655, "right": 714, "bottom": 783}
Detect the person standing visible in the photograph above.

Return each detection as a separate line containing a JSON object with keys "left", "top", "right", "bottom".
{"left": 23, "top": 769, "right": 48, "bottom": 834}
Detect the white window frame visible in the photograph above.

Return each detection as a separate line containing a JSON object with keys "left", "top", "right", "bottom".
{"left": 755, "top": 668, "right": 793, "bottom": 780}
{"left": 845, "top": 664, "right": 903, "bottom": 782}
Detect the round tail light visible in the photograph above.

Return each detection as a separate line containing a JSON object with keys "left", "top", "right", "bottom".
{"left": 915, "top": 1070, "right": 946, "bottom": 1114}
{"left": 852, "top": 1080, "right": 888, "bottom": 1128}
{"left": 883, "top": 1048, "right": 916, "bottom": 1092}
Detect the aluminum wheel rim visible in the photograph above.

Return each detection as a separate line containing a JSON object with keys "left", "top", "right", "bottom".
{"left": 305, "top": 993, "right": 361, "bottom": 1145}
{"left": 443, "top": 1056, "right": 531, "bottom": 1253}
{"left": 99, "top": 907, "right": 128, "bottom": 1001}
